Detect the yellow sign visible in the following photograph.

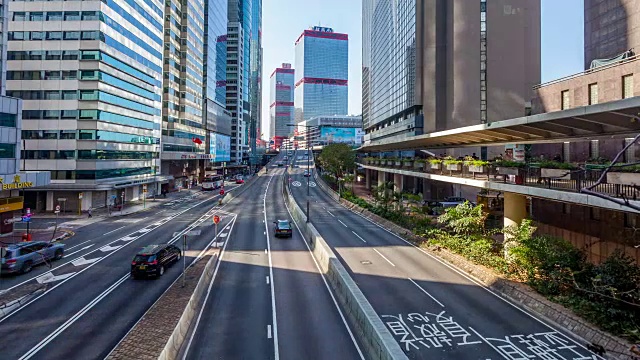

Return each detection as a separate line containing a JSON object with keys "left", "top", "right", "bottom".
{"left": 0, "top": 175, "right": 34, "bottom": 190}
{"left": 0, "top": 201, "right": 23, "bottom": 213}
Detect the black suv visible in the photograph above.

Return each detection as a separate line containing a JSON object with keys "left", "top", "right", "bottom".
{"left": 131, "top": 244, "right": 181, "bottom": 279}
{"left": 273, "top": 220, "right": 293, "bottom": 238}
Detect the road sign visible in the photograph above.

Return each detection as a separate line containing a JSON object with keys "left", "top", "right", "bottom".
{"left": 213, "top": 215, "right": 221, "bottom": 224}
{"left": 55, "top": 205, "right": 60, "bottom": 214}
{"left": 219, "top": 189, "right": 225, "bottom": 195}
{"left": 57, "top": 198, "right": 67, "bottom": 202}
{"left": 21, "top": 216, "right": 31, "bottom": 222}
{"left": 26, "top": 208, "right": 31, "bottom": 215}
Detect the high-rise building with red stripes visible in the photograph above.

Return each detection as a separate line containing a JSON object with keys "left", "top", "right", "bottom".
{"left": 269, "top": 63, "right": 295, "bottom": 146}
{"left": 294, "top": 26, "right": 348, "bottom": 124}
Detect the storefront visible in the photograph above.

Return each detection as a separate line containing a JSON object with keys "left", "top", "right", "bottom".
{"left": 0, "top": 172, "right": 51, "bottom": 234}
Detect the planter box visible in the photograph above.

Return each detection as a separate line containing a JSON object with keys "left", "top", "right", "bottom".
{"left": 606, "top": 172, "right": 640, "bottom": 186}
{"left": 467, "top": 165, "right": 485, "bottom": 173}
{"left": 386, "top": 160, "right": 394, "bottom": 166}
{"left": 541, "top": 168, "right": 571, "bottom": 180}
{"left": 429, "top": 163, "right": 442, "bottom": 170}
{"left": 403, "top": 161, "right": 413, "bottom": 168}
{"left": 497, "top": 167, "right": 520, "bottom": 176}
{"left": 413, "top": 162, "right": 425, "bottom": 170}
{"left": 394, "top": 161, "right": 401, "bottom": 167}
{"left": 446, "top": 163, "right": 462, "bottom": 171}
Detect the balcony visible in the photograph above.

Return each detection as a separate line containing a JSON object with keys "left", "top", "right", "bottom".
{"left": 359, "top": 158, "right": 640, "bottom": 212}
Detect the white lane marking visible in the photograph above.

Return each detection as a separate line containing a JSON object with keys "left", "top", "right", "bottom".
{"left": 99, "top": 245, "right": 122, "bottom": 252}
{"left": 267, "top": 325, "right": 272, "bottom": 339}
{"left": 138, "top": 217, "right": 148, "bottom": 222}
{"left": 19, "top": 274, "right": 130, "bottom": 360}
{"left": 338, "top": 219, "right": 348, "bottom": 228}
{"left": 103, "top": 226, "right": 125, "bottom": 235}
{"left": 137, "top": 228, "right": 152, "bottom": 233}
{"left": 265, "top": 249, "right": 267, "bottom": 254}
{"left": 408, "top": 278, "right": 445, "bottom": 308}
{"left": 65, "top": 239, "right": 93, "bottom": 251}
{"left": 266, "top": 276, "right": 270, "bottom": 284}
{"left": 282, "top": 178, "right": 365, "bottom": 359}
{"left": 119, "top": 236, "right": 136, "bottom": 242}
{"left": 71, "top": 257, "right": 101, "bottom": 267}
{"left": 352, "top": 231, "right": 367, "bottom": 243}
{"left": 468, "top": 327, "right": 510, "bottom": 360}
{"left": 326, "top": 187, "right": 603, "bottom": 358}
{"left": 36, "top": 272, "right": 76, "bottom": 284}
{"left": 263, "top": 174, "right": 280, "bottom": 360}
{"left": 327, "top": 210, "right": 335, "bottom": 217}
{"left": 372, "top": 248, "right": 395, "bottom": 267}
{"left": 1, "top": 188, "right": 239, "bottom": 323}
{"left": 64, "top": 244, "right": 94, "bottom": 257}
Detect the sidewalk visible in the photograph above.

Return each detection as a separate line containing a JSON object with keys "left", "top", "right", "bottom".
{"left": 0, "top": 229, "right": 70, "bottom": 245}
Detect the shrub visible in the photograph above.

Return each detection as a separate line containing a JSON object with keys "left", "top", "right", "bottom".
{"left": 437, "top": 202, "right": 487, "bottom": 237}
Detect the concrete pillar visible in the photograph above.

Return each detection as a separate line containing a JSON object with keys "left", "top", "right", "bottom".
{"left": 365, "top": 169, "right": 372, "bottom": 189}
{"left": 504, "top": 192, "right": 527, "bottom": 234}
{"left": 404, "top": 176, "right": 416, "bottom": 194}
{"left": 422, "top": 180, "right": 431, "bottom": 200}
{"left": 393, "top": 173, "right": 403, "bottom": 193}
{"left": 46, "top": 191, "right": 54, "bottom": 211}
{"left": 378, "top": 170, "right": 385, "bottom": 187}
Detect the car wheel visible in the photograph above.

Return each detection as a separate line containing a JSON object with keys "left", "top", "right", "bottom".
{"left": 21, "top": 261, "right": 33, "bottom": 274}
{"left": 175, "top": 253, "right": 181, "bottom": 264}
{"left": 54, "top": 249, "right": 63, "bottom": 260}
{"left": 158, "top": 265, "right": 165, "bottom": 277}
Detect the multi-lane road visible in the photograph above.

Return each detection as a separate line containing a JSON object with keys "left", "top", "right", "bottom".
{"left": 0, "top": 150, "right": 603, "bottom": 360}
{"left": 287, "top": 151, "right": 602, "bottom": 360}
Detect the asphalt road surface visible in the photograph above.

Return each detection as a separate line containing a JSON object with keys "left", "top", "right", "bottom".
{"left": 287, "top": 152, "right": 601, "bottom": 360}
{"left": 182, "top": 154, "right": 363, "bottom": 360}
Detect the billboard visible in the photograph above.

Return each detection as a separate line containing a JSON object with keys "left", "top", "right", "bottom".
{"left": 209, "top": 132, "right": 231, "bottom": 162}
{"left": 319, "top": 127, "right": 363, "bottom": 145}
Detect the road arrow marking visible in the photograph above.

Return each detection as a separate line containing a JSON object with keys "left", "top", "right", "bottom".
{"left": 219, "top": 233, "right": 228, "bottom": 238}
{"left": 119, "top": 236, "right": 136, "bottom": 242}
{"left": 36, "top": 272, "right": 76, "bottom": 284}
{"left": 99, "top": 245, "right": 122, "bottom": 252}
{"left": 137, "top": 228, "right": 152, "bottom": 233}
{"left": 71, "top": 257, "right": 101, "bottom": 267}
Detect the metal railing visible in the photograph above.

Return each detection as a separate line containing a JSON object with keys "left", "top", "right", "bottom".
{"left": 361, "top": 160, "right": 640, "bottom": 201}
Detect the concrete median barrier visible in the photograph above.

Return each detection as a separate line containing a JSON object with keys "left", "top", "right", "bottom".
{"left": 282, "top": 172, "right": 407, "bottom": 360}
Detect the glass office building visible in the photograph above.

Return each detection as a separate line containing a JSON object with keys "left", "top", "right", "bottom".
{"left": 269, "top": 63, "right": 294, "bottom": 140}
{"left": 294, "top": 26, "right": 348, "bottom": 123}
{"left": 248, "top": 0, "right": 261, "bottom": 154}
{"left": 7, "top": 0, "right": 165, "bottom": 211}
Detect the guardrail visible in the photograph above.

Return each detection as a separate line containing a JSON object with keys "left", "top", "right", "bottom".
{"left": 283, "top": 169, "right": 407, "bottom": 360}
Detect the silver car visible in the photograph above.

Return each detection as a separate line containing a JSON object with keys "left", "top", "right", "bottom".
{"left": 1, "top": 241, "right": 65, "bottom": 274}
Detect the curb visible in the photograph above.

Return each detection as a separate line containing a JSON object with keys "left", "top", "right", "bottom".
{"left": 283, "top": 169, "right": 407, "bottom": 360}
{"left": 158, "top": 253, "right": 219, "bottom": 360}
{"left": 313, "top": 173, "right": 635, "bottom": 360}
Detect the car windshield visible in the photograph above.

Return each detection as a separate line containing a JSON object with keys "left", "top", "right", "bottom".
{"left": 277, "top": 221, "right": 290, "bottom": 229}
{"left": 134, "top": 254, "right": 155, "bottom": 263}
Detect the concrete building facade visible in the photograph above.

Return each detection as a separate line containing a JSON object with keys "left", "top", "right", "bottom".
{"left": 269, "top": 63, "right": 294, "bottom": 142}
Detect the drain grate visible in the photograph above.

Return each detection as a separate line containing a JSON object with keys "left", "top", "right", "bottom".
{"left": 360, "top": 260, "right": 372, "bottom": 265}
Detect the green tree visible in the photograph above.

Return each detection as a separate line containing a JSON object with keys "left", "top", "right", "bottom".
{"left": 437, "top": 202, "right": 487, "bottom": 237}
{"left": 318, "top": 143, "right": 356, "bottom": 178}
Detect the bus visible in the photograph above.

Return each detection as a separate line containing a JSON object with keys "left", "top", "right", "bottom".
{"left": 202, "top": 174, "right": 223, "bottom": 191}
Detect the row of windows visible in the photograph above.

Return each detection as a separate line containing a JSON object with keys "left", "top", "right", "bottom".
{"left": 162, "top": 143, "right": 200, "bottom": 152}
{"left": 9, "top": 90, "right": 78, "bottom": 100}
{"left": 22, "top": 129, "right": 158, "bottom": 144}
{"left": 80, "top": 71, "right": 160, "bottom": 101}
{"left": 0, "top": 144, "right": 16, "bottom": 159}
{"left": 77, "top": 110, "right": 157, "bottom": 129}
{"left": 22, "top": 149, "right": 158, "bottom": 160}
{"left": 0, "top": 113, "right": 17, "bottom": 127}
{"left": 9, "top": 30, "right": 101, "bottom": 41}
{"left": 561, "top": 74, "right": 634, "bottom": 110}
{"left": 48, "top": 167, "right": 156, "bottom": 180}
{"left": 162, "top": 130, "right": 205, "bottom": 141}
{"left": 7, "top": 70, "right": 77, "bottom": 80}
{"left": 12, "top": 11, "right": 99, "bottom": 21}
{"left": 79, "top": 90, "right": 160, "bottom": 115}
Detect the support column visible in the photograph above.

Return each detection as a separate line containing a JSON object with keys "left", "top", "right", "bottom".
{"left": 365, "top": 169, "right": 372, "bottom": 189}
{"left": 422, "top": 180, "right": 431, "bottom": 200}
{"left": 393, "top": 173, "right": 403, "bottom": 193}
{"left": 504, "top": 192, "right": 527, "bottom": 235}
{"left": 378, "top": 170, "right": 385, "bottom": 187}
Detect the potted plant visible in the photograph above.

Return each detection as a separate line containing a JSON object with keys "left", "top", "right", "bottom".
{"left": 413, "top": 159, "right": 426, "bottom": 170}
{"left": 494, "top": 160, "right": 525, "bottom": 176}
{"left": 464, "top": 157, "right": 489, "bottom": 173}
{"left": 403, "top": 158, "right": 414, "bottom": 168}
{"left": 606, "top": 164, "right": 640, "bottom": 185}
{"left": 385, "top": 158, "right": 395, "bottom": 167}
{"left": 538, "top": 160, "right": 576, "bottom": 180}
{"left": 394, "top": 158, "right": 402, "bottom": 167}
{"left": 428, "top": 158, "right": 442, "bottom": 170}
{"left": 443, "top": 157, "right": 462, "bottom": 172}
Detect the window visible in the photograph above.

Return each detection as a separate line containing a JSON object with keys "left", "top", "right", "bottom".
{"left": 79, "top": 90, "right": 98, "bottom": 100}
{"left": 623, "top": 74, "right": 634, "bottom": 99}
{"left": 46, "top": 50, "right": 62, "bottom": 60}
{"left": 81, "top": 31, "right": 99, "bottom": 40}
{"left": 44, "top": 90, "right": 61, "bottom": 100}
{"left": 29, "top": 12, "right": 44, "bottom": 21}
{"left": 22, "top": 110, "right": 43, "bottom": 119}
{"left": 64, "top": 31, "right": 80, "bottom": 40}
{"left": 64, "top": 12, "right": 80, "bottom": 21}
{"left": 60, "top": 130, "right": 76, "bottom": 139}
{"left": 62, "top": 50, "right": 80, "bottom": 60}
{"left": 62, "top": 71, "right": 77, "bottom": 80}
{"left": 80, "top": 50, "right": 100, "bottom": 60}
{"left": 588, "top": 83, "right": 598, "bottom": 105}
{"left": 61, "top": 110, "right": 78, "bottom": 119}
{"left": 47, "top": 12, "right": 63, "bottom": 21}
{"left": 0, "top": 144, "right": 16, "bottom": 159}
{"left": 46, "top": 31, "right": 62, "bottom": 40}
{"left": 62, "top": 90, "right": 77, "bottom": 100}
{"left": 561, "top": 90, "right": 570, "bottom": 110}
{"left": 44, "top": 71, "right": 61, "bottom": 80}
{"left": 80, "top": 70, "right": 98, "bottom": 80}
{"left": 29, "top": 51, "right": 44, "bottom": 60}
{"left": 43, "top": 110, "right": 60, "bottom": 119}
{"left": 30, "top": 32, "right": 45, "bottom": 40}
{"left": 81, "top": 11, "right": 99, "bottom": 20}
{"left": 0, "top": 113, "right": 17, "bottom": 128}
{"left": 9, "top": 32, "right": 26, "bottom": 41}
{"left": 590, "top": 208, "right": 601, "bottom": 221}
{"left": 13, "top": 12, "right": 26, "bottom": 21}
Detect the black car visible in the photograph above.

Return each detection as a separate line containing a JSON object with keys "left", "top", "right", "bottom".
{"left": 273, "top": 220, "right": 293, "bottom": 238}
{"left": 131, "top": 244, "right": 181, "bottom": 279}
{"left": 303, "top": 170, "right": 311, "bottom": 177}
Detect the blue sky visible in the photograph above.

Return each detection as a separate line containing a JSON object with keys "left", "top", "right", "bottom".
{"left": 260, "top": 0, "right": 584, "bottom": 139}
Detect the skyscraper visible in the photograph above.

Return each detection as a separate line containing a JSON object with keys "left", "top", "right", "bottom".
{"left": 362, "top": 0, "right": 540, "bottom": 144}
{"left": 294, "top": 26, "right": 348, "bottom": 124}
{"left": 203, "top": 0, "right": 231, "bottom": 166}
{"left": 269, "top": 63, "right": 294, "bottom": 148}
{"left": 7, "top": 0, "right": 165, "bottom": 210}
{"left": 248, "top": 0, "right": 262, "bottom": 156}
{"left": 161, "top": 0, "right": 207, "bottom": 189}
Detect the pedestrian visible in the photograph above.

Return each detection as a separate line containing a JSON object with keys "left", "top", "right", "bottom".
{"left": 88, "top": 207, "right": 93, "bottom": 218}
